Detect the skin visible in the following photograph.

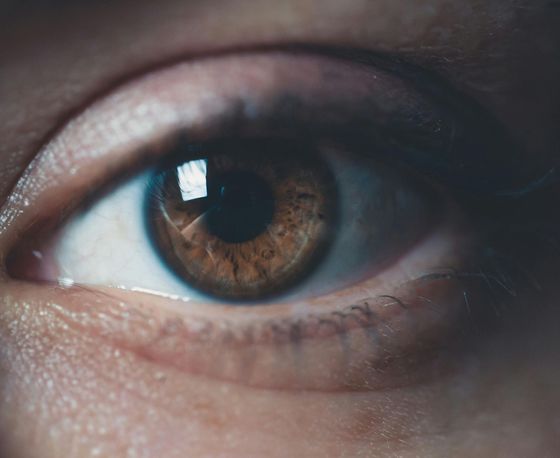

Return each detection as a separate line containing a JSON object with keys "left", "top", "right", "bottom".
{"left": 0, "top": 1, "right": 559, "bottom": 457}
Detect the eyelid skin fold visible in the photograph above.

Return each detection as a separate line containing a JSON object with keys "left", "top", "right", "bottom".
{"left": 0, "top": 48, "right": 522, "bottom": 250}
{"left": 0, "top": 50, "right": 509, "bottom": 392}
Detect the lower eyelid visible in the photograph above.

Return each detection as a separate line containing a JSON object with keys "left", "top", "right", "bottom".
{"left": 3, "top": 215, "right": 478, "bottom": 393}
{"left": 5, "top": 270, "right": 474, "bottom": 393}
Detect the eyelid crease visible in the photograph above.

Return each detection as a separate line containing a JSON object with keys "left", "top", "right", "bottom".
{"left": 0, "top": 46, "right": 417, "bottom": 204}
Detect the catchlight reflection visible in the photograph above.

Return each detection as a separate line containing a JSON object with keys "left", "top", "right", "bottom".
{"left": 177, "top": 159, "right": 208, "bottom": 201}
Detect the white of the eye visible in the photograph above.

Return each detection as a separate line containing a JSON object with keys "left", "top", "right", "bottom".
{"left": 177, "top": 159, "right": 208, "bottom": 201}
{"left": 53, "top": 172, "right": 197, "bottom": 301}
{"left": 50, "top": 148, "right": 431, "bottom": 304}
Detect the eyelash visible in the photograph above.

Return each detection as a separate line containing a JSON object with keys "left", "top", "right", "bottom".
{"left": 0, "top": 49, "right": 525, "bottom": 302}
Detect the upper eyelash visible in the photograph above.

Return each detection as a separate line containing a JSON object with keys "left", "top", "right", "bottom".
{"left": 21, "top": 45, "right": 534, "bottom": 198}
{"left": 3, "top": 42, "right": 547, "bottom": 233}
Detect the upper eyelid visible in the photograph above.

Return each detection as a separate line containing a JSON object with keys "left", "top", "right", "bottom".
{"left": 0, "top": 46, "right": 523, "bottom": 240}
{"left": 6, "top": 46, "right": 443, "bottom": 174}
{"left": 0, "top": 44, "right": 502, "bottom": 207}
{"left": 0, "top": 50, "right": 400, "bottom": 225}
{"left": 0, "top": 45, "right": 451, "bottom": 180}
{"left": 8, "top": 44, "right": 515, "bottom": 175}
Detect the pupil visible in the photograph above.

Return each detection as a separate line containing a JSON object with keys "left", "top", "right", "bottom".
{"left": 204, "top": 171, "right": 275, "bottom": 243}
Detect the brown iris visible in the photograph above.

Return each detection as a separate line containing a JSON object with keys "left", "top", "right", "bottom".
{"left": 147, "top": 139, "right": 337, "bottom": 301}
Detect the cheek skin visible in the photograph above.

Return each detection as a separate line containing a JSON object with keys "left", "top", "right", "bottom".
{"left": 1, "top": 284, "right": 560, "bottom": 458}
{"left": 0, "top": 284, "right": 444, "bottom": 458}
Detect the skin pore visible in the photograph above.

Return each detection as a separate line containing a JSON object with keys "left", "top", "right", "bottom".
{"left": 0, "top": 1, "right": 559, "bottom": 457}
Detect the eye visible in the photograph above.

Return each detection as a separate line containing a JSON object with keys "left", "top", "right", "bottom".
{"left": 3, "top": 50, "right": 527, "bottom": 391}
{"left": 40, "top": 135, "right": 437, "bottom": 303}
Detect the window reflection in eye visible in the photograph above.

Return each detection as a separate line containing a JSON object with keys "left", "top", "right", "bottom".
{"left": 4, "top": 50, "right": 528, "bottom": 391}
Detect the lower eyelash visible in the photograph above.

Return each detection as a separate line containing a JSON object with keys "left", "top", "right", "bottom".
{"left": 48, "top": 229, "right": 538, "bottom": 348}
{"left": 24, "top": 231, "right": 543, "bottom": 393}
{"left": 141, "top": 257, "right": 515, "bottom": 348}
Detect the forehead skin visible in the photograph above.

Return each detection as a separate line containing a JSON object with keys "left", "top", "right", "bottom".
{"left": 0, "top": 0, "right": 558, "bottom": 202}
